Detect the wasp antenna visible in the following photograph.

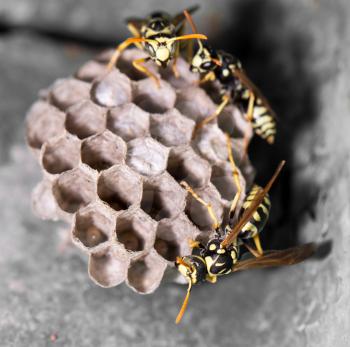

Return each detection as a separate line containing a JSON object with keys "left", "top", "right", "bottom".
{"left": 175, "top": 281, "right": 192, "bottom": 324}
{"left": 184, "top": 9, "right": 198, "bottom": 34}
{"left": 170, "top": 34, "right": 207, "bottom": 42}
{"left": 212, "top": 58, "right": 222, "bottom": 67}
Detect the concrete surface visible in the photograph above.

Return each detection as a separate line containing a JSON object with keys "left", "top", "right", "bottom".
{"left": 0, "top": 0, "right": 350, "bottom": 346}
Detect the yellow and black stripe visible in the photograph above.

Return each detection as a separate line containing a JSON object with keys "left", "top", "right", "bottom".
{"left": 240, "top": 92, "right": 277, "bottom": 144}
{"left": 239, "top": 185, "right": 271, "bottom": 239}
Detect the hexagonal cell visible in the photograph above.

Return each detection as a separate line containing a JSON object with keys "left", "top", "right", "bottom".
{"left": 66, "top": 100, "right": 106, "bottom": 139}
{"left": 211, "top": 161, "right": 246, "bottom": 202}
{"left": 97, "top": 164, "right": 142, "bottom": 211}
{"left": 116, "top": 48, "right": 159, "bottom": 81}
{"left": 50, "top": 78, "right": 91, "bottom": 110}
{"left": 155, "top": 213, "right": 197, "bottom": 262}
{"left": 107, "top": 103, "right": 150, "bottom": 141}
{"left": 88, "top": 244, "right": 130, "bottom": 288}
{"left": 167, "top": 146, "right": 211, "bottom": 189}
{"left": 132, "top": 78, "right": 176, "bottom": 113}
{"left": 26, "top": 101, "right": 66, "bottom": 149}
{"left": 159, "top": 56, "right": 199, "bottom": 89}
{"left": 31, "top": 179, "right": 69, "bottom": 222}
{"left": 185, "top": 183, "right": 225, "bottom": 231}
{"left": 72, "top": 202, "right": 115, "bottom": 251}
{"left": 41, "top": 134, "right": 81, "bottom": 175}
{"left": 150, "top": 109, "right": 195, "bottom": 147}
{"left": 115, "top": 208, "right": 157, "bottom": 255}
{"left": 126, "top": 250, "right": 167, "bottom": 294}
{"left": 127, "top": 137, "right": 169, "bottom": 176}
{"left": 193, "top": 124, "right": 230, "bottom": 164}
{"left": 81, "top": 131, "right": 126, "bottom": 171}
{"left": 92, "top": 69, "right": 132, "bottom": 107}
{"left": 75, "top": 60, "right": 107, "bottom": 82}
{"left": 140, "top": 172, "right": 186, "bottom": 221}
{"left": 52, "top": 165, "right": 97, "bottom": 213}
{"left": 175, "top": 86, "right": 217, "bottom": 123}
{"left": 218, "top": 104, "right": 253, "bottom": 140}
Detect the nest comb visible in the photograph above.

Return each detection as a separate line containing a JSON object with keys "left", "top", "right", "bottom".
{"left": 26, "top": 48, "right": 255, "bottom": 294}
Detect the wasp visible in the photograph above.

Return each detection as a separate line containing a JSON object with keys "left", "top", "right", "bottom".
{"left": 184, "top": 11, "right": 277, "bottom": 146}
{"left": 106, "top": 6, "right": 207, "bottom": 87}
{"left": 175, "top": 135, "right": 316, "bottom": 324}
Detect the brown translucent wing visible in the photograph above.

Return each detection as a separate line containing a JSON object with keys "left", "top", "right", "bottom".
{"left": 232, "top": 243, "right": 317, "bottom": 272}
{"left": 172, "top": 5, "right": 200, "bottom": 30}
{"left": 233, "top": 69, "right": 277, "bottom": 119}
{"left": 125, "top": 17, "right": 146, "bottom": 34}
{"left": 221, "top": 160, "right": 285, "bottom": 248}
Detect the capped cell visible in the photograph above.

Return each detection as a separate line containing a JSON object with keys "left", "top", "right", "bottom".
{"left": 127, "top": 137, "right": 169, "bottom": 176}
{"left": 26, "top": 101, "right": 66, "bottom": 149}
{"left": 92, "top": 69, "right": 132, "bottom": 107}
{"left": 132, "top": 78, "right": 176, "bottom": 113}
{"left": 107, "top": 103, "right": 150, "bottom": 142}
{"left": 66, "top": 100, "right": 106, "bottom": 139}
{"left": 150, "top": 109, "right": 195, "bottom": 147}
{"left": 75, "top": 60, "right": 107, "bottom": 82}
{"left": 175, "top": 86, "right": 217, "bottom": 123}
{"left": 50, "top": 78, "right": 91, "bottom": 110}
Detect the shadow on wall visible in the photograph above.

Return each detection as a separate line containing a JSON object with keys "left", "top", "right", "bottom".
{"left": 213, "top": 0, "right": 320, "bottom": 249}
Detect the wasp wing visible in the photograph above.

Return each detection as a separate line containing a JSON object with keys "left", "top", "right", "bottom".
{"left": 232, "top": 243, "right": 316, "bottom": 272}
{"left": 221, "top": 161, "right": 285, "bottom": 248}
{"left": 233, "top": 69, "right": 277, "bottom": 120}
{"left": 172, "top": 5, "right": 200, "bottom": 30}
{"left": 125, "top": 17, "right": 147, "bottom": 36}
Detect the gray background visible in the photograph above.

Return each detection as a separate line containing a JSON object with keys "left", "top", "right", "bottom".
{"left": 1, "top": 0, "right": 350, "bottom": 346}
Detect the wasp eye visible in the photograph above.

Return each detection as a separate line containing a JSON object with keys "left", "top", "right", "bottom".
{"left": 145, "top": 42, "right": 156, "bottom": 56}
{"left": 201, "top": 61, "right": 213, "bottom": 70}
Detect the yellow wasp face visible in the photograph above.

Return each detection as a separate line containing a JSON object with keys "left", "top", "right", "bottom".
{"left": 143, "top": 38, "right": 177, "bottom": 67}
{"left": 190, "top": 43, "right": 216, "bottom": 73}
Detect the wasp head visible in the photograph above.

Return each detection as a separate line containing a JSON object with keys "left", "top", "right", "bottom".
{"left": 190, "top": 43, "right": 219, "bottom": 73}
{"left": 144, "top": 37, "right": 176, "bottom": 68}
{"left": 175, "top": 255, "right": 207, "bottom": 285}
{"left": 175, "top": 255, "right": 207, "bottom": 324}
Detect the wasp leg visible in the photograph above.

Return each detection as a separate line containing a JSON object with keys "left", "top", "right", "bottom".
{"left": 126, "top": 23, "right": 142, "bottom": 48}
{"left": 243, "top": 240, "right": 263, "bottom": 258}
{"left": 242, "top": 92, "right": 256, "bottom": 157}
{"left": 253, "top": 234, "right": 263, "bottom": 256}
{"left": 180, "top": 181, "right": 220, "bottom": 231}
{"left": 206, "top": 274, "right": 217, "bottom": 283}
{"left": 132, "top": 57, "right": 160, "bottom": 88}
{"left": 188, "top": 239, "right": 204, "bottom": 249}
{"left": 192, "top": 94, "right": 230, "bottom": 138}
{"left": 107, "top": 37, "right": 146, "bottom": 71}
{"left": 226, "top": 133, "right": 242, "bottom": 220}
{"left": 196, "top": 71, "right": 216, "bottom": 86}
{"left": 172, "top": 46, "right": 180, "bottom": 78}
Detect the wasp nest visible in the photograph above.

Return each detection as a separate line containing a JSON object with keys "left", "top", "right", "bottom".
{"left": 26, "top": 48, "right": 255, "bottom": 293}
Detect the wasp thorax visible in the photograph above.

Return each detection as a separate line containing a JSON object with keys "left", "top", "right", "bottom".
{"left": 176, "top": 255, "right": 207, "bottom": 284}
